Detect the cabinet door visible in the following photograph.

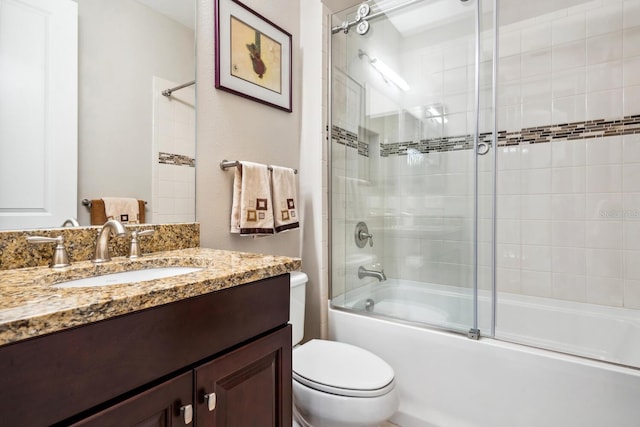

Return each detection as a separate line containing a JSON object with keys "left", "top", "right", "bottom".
{"left": 195, "top": 326, "right": 292, "bottom": 427}
{"left": 71, "top": 372, "right": 193, "bottom": 427}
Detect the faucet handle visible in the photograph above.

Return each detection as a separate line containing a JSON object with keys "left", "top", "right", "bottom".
{"left": 27, "top": 236, "right": 71, "bottom": 268}
{"left": 128, "top": 229, "right": 154, "bottom": 259}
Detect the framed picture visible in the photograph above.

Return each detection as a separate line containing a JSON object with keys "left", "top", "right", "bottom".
{"left": 215, "top": 0, "right": 292, "bottom": 112}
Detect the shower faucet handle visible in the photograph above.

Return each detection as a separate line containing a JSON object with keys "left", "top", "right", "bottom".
{"left": 355, "top": 222, "right": 374, "bottom": 248}
{"left": 359, "top": 230, "right": 373, "bottom": 246}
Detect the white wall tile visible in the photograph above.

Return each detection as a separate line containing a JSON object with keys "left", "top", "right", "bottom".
{"left": 552, "top": 12, "right": 586, "bottom": 45}
{"left": 497, "top": 170, "right": 520, "bottom": 194}
{"left": 552, "top": 41, "right": 586, "bottom": 71}
{"left": 623, "top": 56, "right": 640, "bottom": 86}
{"left": 497, "top": 219, "right": 521, "bottom": 244}
{"left": 552, "top": 95, "right": 586, "bottom": 124}
{"left": 586, "top": 89, "right": 623, "bottom": 120}
{"left": 586, "top": 3, "right": 623, "bottom": 37}
{"left": 586, "top": 193, "right": 623, "bottom": 220}
{"left": 586, "top": 32, "right": 623, "bottom": 65}
{"left": 521, "top": 168, "right": 551, "bottom": 194}
{"left": 551, "top": 166, "right": 586, "bottom": 193}
{"left": 624, "top": 0, "right": 640, "bottom": 29}
{"left": 552, "top": 68, "right": 586, "bottom": 97}
{"left": 522, "top": 99, "right": 552, "bottom": 128}
{"left": 520, "top": 143, "right": 551, "bottom": 168}
{"left": 497, "top": 268, "right": 521, "bottom": 293}
{"left": 552, "top": 272, "right": 586, "bottom": 302}
{"left": 623, "top": 134, "right": 640, "bottom": 163}
{"left": 521, "top": 270, "right": 552, "bottom": 297}
{"left": 585, "top": 137, "right": 622, "bottom": 164}
{"left": 586, "top": 221, "right": 623, "bottom": 249}
{"left": 521, "top": 220, "right": 551, "bottom": 245}
{"left": 499, "top": 30, "right": 521, "bottom": 57}
{"left": 586, "top": 276, "right": 623, "bottom": 306}
{"left": 623, "top": 279, "right": 640, "bottom": 308}
{"left": 622, "top": 192, "right": 640, "bottom": 219}
{"left": 522, "top": 22, "right": 552, "bottom": 52}
{"left": 624, "top": 222, "right": 640, "bottom": 249}
{"left": 623, "top": 163, "right": 640, "bottom": 192}
{"left": 585, "top": 164, "right": 622, "bottom": 192}
{"left": 521, "top": 75, "right": 552, "bottom": 103}
{"left": 587, "top": 248, "right": 623, "bottom": 278}
{"left": 552, "top": 194, "right": 586, "bottom": 220}
{"left": 586, "top": 61, "right": 623, "bottom": 92}
{"left": 522, "top": 49, "right": 552, "bottom": 77}
{"left": 552, "top": 141, "right": 586, "bottom": 167}
{"left": 522, "top": 194, "right": 551, "bottom": 219}
{"left": 521, "top": 244, "right": 552, "bottom": 271}
{"left": 552, "top": 220, "right": 585, "bottom": 247}
{"left": 623, "top": 85, "right": 640, "bottom": 115}
{"left": 624, "top": 250, "right": 640, "bottom": 280}
{"left": 497, "top": 195, "right": 521, "bottom": 219}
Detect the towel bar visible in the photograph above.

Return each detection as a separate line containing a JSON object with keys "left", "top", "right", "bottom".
{"left": 82, "top": 199, "right": 148, "bottom": 207}
{"left": 220, "top": 160, "right": 298, "bottom": 174}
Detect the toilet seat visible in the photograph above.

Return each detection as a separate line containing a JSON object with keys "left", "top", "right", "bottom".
{"left": 293, "top": 339, "right": 395, "bottom": 398}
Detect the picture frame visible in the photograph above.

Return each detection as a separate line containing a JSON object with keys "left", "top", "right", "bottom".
{"left": 215, "top": 0, "right": 292, "bottom": 112}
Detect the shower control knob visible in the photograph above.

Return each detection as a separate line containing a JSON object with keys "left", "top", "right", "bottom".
{"left": 355, "top": 222, "right": 374, "bottom": 248}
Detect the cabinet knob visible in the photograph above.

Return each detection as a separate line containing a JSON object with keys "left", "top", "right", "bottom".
{"left": 204, "top": 392, "right": 217, "bottom": 411}
{"left": 180, "top": 404, "right": 193, "bottom": 424}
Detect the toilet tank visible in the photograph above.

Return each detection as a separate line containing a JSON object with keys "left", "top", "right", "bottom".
{"left": 289, "top": 271, "right": 307, "bottom": 346}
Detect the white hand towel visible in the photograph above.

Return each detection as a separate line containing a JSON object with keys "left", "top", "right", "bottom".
{"left": 230, "top": 162, "right": 275, "bottom": 236}
{"left": 270, "top": 166, "right": 299, "bottom": 233}
{"left": 102, "top": 197, "right": 140, "bottom": 224}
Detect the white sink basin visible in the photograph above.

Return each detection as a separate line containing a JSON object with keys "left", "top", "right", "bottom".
{"left": 53, "top": 267, "right": 204, "bottom": 289}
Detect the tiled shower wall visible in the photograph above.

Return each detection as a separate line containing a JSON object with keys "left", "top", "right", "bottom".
{"left": 494, "top": 0, "right": 640, "bottom": 309}
{"left": 152, "top": 77, "right": 196, "bottom": 224}
{"left": 332, "top": 0, "right": 640, "bottom": 310}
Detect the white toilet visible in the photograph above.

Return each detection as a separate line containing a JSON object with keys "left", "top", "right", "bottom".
{"left": 290, "top": 271, "right": 399, "bottom": 427}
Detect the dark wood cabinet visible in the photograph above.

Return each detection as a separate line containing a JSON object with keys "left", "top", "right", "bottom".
{"left": 195, "top": 326, "right": 292, "bottom": 427}
{"left": 0, "top": 274, "right": 292, "bottom": 427}
{"left": 71, "top": 372, "right": 193, "bottom": 427}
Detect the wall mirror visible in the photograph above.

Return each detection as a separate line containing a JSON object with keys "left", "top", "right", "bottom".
{"left": 0, "top": 0, "right": 196, "bottom": 230}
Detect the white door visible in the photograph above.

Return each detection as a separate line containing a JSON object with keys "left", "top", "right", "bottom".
{"left": 0, "top": 0, "right": 77, "bottom": 230}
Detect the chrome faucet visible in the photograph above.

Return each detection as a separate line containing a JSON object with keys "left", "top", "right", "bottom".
{"left": 92, "top": 219, "right": 127, "bottom": 263}
{"left": 358, "top": 265, "right": 387, "bottom": 282}
{"left": 61, "top": 217, "right": 80, "bottom": 227}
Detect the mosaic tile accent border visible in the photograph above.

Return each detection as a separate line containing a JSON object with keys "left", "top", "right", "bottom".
{"left": 159, "top": 152, "right": 196, "bottom": 167}
{"left": 497, "top": 114, "right": 640, "bottom": 145}
{"left": 380, "top": 133, "right": 493, "bottom": 157}
{"left": 331, "top": 126, "right": 369, "bottom": 157}
{"left": 333, "top": 114, "right": 640, "bottom": 158}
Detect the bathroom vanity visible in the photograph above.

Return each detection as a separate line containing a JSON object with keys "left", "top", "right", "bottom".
{"left": 0, "top": 248, "right": 300, "bottom": 426}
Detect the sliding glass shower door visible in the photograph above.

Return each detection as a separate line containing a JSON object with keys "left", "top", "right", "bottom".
{"left": 330, "top": 0, "right": 495, "bottom": 336}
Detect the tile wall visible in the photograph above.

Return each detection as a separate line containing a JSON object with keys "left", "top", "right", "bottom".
{"left": 494, "top": 0, "right": 640, "bottom": 309}
{"left": 152, "top": 77, "right": 196, "bottom": 224}
{"left": 332, "top": 0, "right": 640, "bottom": 311}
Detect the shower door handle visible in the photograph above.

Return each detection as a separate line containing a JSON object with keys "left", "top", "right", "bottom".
{"left": 477, "top": 141, "right": 490, "bottom": 155}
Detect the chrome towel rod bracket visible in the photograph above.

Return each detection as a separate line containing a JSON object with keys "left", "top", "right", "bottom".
{"left": 220, "top": 160, "right": 297, "bottom": 174}
{"left": 162, "top": 80, "right": 196, "bottom": 97}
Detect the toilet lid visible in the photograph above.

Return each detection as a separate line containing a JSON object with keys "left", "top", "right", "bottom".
{"left": 293, "top": 340, "right": 395, "bottom": 398}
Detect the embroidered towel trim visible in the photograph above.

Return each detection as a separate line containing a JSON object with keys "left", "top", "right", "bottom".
{"left": 102, "top": 197, "right": 140, "bottom": 224}
{"left": 270, "top": 165, "right": 300, "bottom": 233}
{"left": 230, "top": 161, "right": 275, "bottom": 236}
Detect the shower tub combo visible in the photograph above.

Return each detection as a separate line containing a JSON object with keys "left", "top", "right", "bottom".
{"left": 329, "top": 281, "right": 640, "bottom": 427}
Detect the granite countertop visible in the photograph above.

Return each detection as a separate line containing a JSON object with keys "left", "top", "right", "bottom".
{"left": 0, "top": 248, "right": 301, "bottom": 346}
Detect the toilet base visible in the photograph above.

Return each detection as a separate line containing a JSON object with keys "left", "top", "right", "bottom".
{"left": 293, "top": 379, "right": 398, "bottom": 427}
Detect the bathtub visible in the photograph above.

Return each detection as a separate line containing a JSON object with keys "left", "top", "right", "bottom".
{"left": 328, "top": 280, "right": 640, "bottom": 427}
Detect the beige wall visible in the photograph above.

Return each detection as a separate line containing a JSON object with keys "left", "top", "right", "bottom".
{"left": 196, "top": 0, "right": 301, "bottom": 258}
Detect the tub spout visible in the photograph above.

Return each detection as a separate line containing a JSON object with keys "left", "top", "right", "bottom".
{"left": 358, "top": 265, "right": 387, "bottom": 282}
